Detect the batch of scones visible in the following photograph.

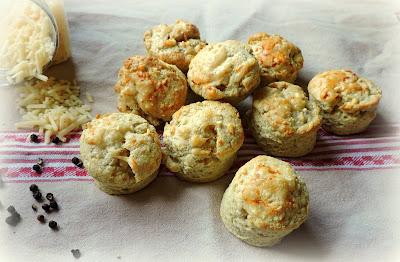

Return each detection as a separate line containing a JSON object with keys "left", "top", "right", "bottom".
{"left": 79, "top": 20, "right": 382, "bottom": 247}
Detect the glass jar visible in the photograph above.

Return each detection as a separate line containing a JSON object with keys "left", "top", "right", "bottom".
{"left": 0, "top": 0, "right": 71, "bottom": 84}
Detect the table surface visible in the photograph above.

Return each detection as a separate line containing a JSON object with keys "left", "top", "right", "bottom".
{"left": 0, "top": 0, "right": 400, "bottom": 261}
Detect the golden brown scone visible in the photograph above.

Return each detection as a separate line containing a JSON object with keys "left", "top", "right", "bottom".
{"left": 220, "top": 155, "right": 309, "bottom": 247}
{"left": 187, "top": 40, "right": 261, "bottom": 104}
{"left": 308, "top": 69, "right": 382, "bottom": 135}
{"left": 248, "top": 32, "right": 303, "bottom": 84}
{"left": 114, "top": 55, "right": 188, "bottom": 126}
{"left": 163, "top": 101, "right": 244, "bottom": 182}
{"left": 80, "top": 113, "right": 162, "bottom": 195}
{"left": 249, "top": 82, "right": 321, "bottom": 157}
{"left": 144, "top": 20, "right": 207, "bottom": 72}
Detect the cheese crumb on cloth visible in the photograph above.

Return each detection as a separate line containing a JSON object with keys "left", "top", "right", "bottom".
{"left": 15, "top": 78, "right": 93, "bottom": 143}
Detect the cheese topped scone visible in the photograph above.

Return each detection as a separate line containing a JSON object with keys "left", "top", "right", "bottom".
{"left": 114, "top": 55, "right": 188, "bottom": 126}
{"left": 163, "top": 101, "right": 244, "bottom": 182}
{"left": 248, "top": 32, "right": 304, "bottom": 84}
{"left": 144, "top": 20, "right": 207, "bottom": 72}
{"left": 80, "top": 113, "right": 161, "bottom": 195}
{"left": 187, "top": 40, "right": 261, "bottom": 104}
{"left": 308, "top": 69, "right": 382, "bottom": 135}
{"left": 220, "top": 155, "right": 309, "bottom": 247}
{"left": 250, "top": 81, "right": 321, "bottom": 157}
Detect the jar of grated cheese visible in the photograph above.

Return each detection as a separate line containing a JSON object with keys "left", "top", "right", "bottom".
{"left": 0, "top": 0, "right": 71, "bottom": 84}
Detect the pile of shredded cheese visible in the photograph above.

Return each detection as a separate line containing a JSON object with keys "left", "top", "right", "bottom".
{"left": 15, "top": 78, "right": 93, "bottom": 143}
{"left": 0, "top": 0, "right": 55, "bottom": 84}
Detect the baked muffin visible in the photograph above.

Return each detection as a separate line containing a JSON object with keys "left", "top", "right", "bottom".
{"left": 308, "top": 69, "right": 382, "bottom": 135}
{"left": 187, "top": 40, "right": 261, "bottom": 104}
{"left": 220, "top": 155, "right": 309, "bottom": 247}
{"left": 248, "top": 32, "right": 303, "bottom": 84}
{"left": 144, "top": 19, "right": 207, "bottom": 72}
{"left": 249, "top": 82, "right": 321, "bottom": 157}
{"left": 114, "top": 55, "right": 188, "bottom": 126}
{"left": 80, "top": 113, "right": 162, "bottom": 195}
{"left": 163, "top": 101, "right": 244, "bottom": 182}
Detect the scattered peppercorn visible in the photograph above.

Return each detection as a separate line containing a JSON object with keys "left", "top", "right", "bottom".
{"left": 30, "top": 133, "right": 39, "bottom": 143}
{"left": 52, "top": 137, "right": 61, "bottom": 144}
{"left": 33, "top": 191, "right": 42, "bottom": 201}
{"left": 42, "top": 203, "right": 51, "bottom": 212}
{"left": 71, "top": 249, "right": 81, "bottom": 259}
{"left": 49, "top": 201, "right": 58, "bottom": 210}
{"left": 37, "top": 158, "right": 44, "bottom": 166}
{"left": 46, "top": 193, "right": 54, "bottom": 201}
{"left": 7, "top": 205, "right": 16, "bottom": 214}
{"left": 37, "top": 214, "right": 45, "bottom": 223}
{"left": 5, "top": 213, "right": 21, "bottom": 226}
{"left": 32, "top": 204, "right": 38, "bottom": 212}
{"left": 72, "top": 157, "right": 84, "bottom": 168}
{"left": 32, "top": 164, "right": 42, "bottom": 174}
{"left": 5, "top": 207, "right": 21, "bottom": 227}
{"left": 49, "top": 220, "right": 58, "bottom": 230}
{"left": 29, "top": 184, "right": 39, "bottom": 192}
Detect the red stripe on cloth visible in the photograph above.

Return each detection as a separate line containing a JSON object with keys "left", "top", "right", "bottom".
{"left": 1, "top": 130, "right": 400, "bottom": 183}
{"left": 306, "top": 146, "right": 400, "bottom": 157}
{"left": 0, "top": 150, "right": 80, "bottom": 155}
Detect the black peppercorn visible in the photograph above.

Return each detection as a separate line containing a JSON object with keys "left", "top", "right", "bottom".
{"left": 33, "top": 191, "right": 42, "bottom": 201}
{"left": 29, "top": 184, "right": 39, "bottom": 192}
{"left": 71, "top": 157, "right": 80, "bottom": 165}
{"left": 72, "top": 157, "right": 84, "bottom": 168}
{"left": 32, "top": 204, "right": 38, "bottom": 212}
{"left": 46, "top": 193, "right": 54, "bottom": 201}
{"left": 5, "top": 213, "right": 21, "bottom": 226}
{"left": 49, "top": 201, "right": 58, "bottom": 210}
{"left": 30, "top": 133, "right": 39, "bottom": 143}
{"left": 32, "top": 164, "right": 42, "bottom": 174}
{"left": 37, "top": 214, "right": 45, "bottom": 223}
{"left": 42, "top": 203, "right": 51, "bottom": 212}
{"left": 7, "top": 205, "right": 16, "bottom": 214}
{"left": 71, "top": 249, "right": 81, "bottom": 259}
{"left": 52, "top": 137, "right": 61, "bottom": 144}
{"left": 49, "top": 220, "right": 58, "bottom": 230}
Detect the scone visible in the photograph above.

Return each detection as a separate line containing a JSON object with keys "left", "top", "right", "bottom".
{"left": 80, "top": 113, "right": 162, "bottom": 195}
{"left": 248, "top": 32, "right": 304, "bottom": 84}
{"left": 114, "top": 55, "right": 188, "bottom": 126}
{"left": 307, "top": 69, "right": 382, "bottom": 135}
{"left": 187, "top": 40, "right": 261, "bottom": 104}
{"left": 249, "top": 82, "right": 321, "bottom": 157}
{"left": 220, "top": 155, "right": 309, "bottom": 247}
{"left": 144, "top": 19, "right": 207, "bottom": 72}
{"left": 163, "top": 101, "right": 244, "bottom": 182}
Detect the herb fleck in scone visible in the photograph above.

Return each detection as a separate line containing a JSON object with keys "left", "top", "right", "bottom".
{"left": 248, "top": 32, "right": 303, "bottom": 84}
{"left": 80, "top": 113, "right": 161, "bottom": 195}
{"left": 114, "top": 55, "right": 188, "bottom": 126}
{"left": 163, "top": 101, "right": 244, "bottom": 182}
{"left": 220, "top": 155, "right": 309, "bottom": 247}
{"left": 249, "top": 82, "right": 321, "bottom": 157}
{"left": 308, "top": 69, "right": 382, "bottom": 135}
{"left": 144, "top": 20, "right": 207, "bottom": 72}
{"left": 187, "top": 40, "right": 261, "bottom": 104}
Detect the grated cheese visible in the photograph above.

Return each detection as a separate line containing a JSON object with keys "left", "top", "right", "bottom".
{"left": 15, "top": 78, "right": 93, "bottom": 143}
{"left": 0, "top": 0, "right": 56, "bottom": 84}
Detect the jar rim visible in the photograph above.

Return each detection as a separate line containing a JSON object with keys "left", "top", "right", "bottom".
{"left": 30, "top": 0, "right": 59, "bottom": 68}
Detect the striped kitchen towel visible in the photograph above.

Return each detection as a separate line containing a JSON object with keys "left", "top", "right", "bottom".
{"left": 0, "top": 124, "right": 399, "bottom": 183}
